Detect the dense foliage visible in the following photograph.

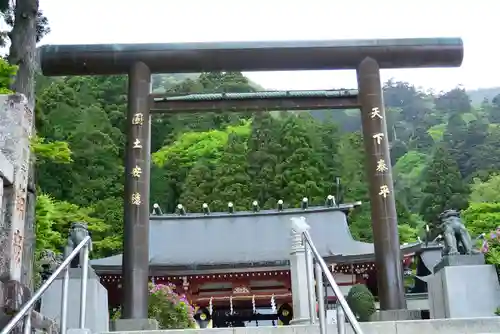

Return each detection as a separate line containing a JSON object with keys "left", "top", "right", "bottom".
{"left": 27, "top": 70, "right": 500, "bottom": 260}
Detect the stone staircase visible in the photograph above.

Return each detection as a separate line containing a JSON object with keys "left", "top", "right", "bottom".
{"left": 101, "top": 318, "right": 500, "bottom": 334}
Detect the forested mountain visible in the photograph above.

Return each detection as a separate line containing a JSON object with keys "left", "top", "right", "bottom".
{"left": 468, "top": 87, "right": 500, "bottom": 106}
{"left": 12, "top": 63, "right": 500, "bottom": 261}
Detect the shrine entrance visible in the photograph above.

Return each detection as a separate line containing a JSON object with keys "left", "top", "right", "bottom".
{"left": 39, "top": 37, "right": 464, "bottom": 318}
{"left": 212, "top": 308, "right": 279, "bottom": 328}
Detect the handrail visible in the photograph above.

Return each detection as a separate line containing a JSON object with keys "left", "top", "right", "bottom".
{"left": 302, "top": 230, "right": 364, "bottom": 334}
{"left": 1, "top": 236, "right": 91, "bottom": 334}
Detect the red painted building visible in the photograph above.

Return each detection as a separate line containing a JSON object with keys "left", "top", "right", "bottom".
{"left": 90, "top": 203, "right": 418, "bottom": 326}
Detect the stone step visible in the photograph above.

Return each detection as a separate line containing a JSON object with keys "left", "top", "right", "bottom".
{"left": 100, "top": 317, "right": 500, "bottom": 334}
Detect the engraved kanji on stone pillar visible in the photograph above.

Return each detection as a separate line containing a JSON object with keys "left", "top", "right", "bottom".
{"left": 0, "top": 94, "right": 33, "bottom": 282}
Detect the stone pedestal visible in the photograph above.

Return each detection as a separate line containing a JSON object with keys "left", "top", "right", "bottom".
{"left": 433, "top": 253, "right": 485, "bottom": 273}
{"left": 41, "top": 268, "right": 109, "bottom": 333}
{"left": 428, "top": 255, "right": 500, "bottom": 319}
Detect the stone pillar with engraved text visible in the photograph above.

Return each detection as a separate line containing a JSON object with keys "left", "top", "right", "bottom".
{"left": 0, "top": 94, "right": 33, "bottom": 325}
{"left": 0, "top": 95, "right": 32, "bottom": 281}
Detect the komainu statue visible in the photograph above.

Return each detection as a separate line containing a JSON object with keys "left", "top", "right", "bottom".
{"left": 438, "top": 209, "right": 475, "bottom": 255}
{"left": 64, "top": 222, "right": 92, "bottom": 268}
{"left": 39, "top": 249, "right": 63, "bottom": 281}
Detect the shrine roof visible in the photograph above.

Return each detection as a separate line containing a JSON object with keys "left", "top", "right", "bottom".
{"left": 90, "top": 204, "right": 422, "bottom": 273}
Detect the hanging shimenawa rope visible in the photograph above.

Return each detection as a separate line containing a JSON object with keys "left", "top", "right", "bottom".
{"left": 230, "top": 296, "right": 234, "bottom": 315}
{"left": 252, "top": 295, "right": 256, "bottom": 314}
{"left": 209, "top": 297, "right": 213, "bottom": 315}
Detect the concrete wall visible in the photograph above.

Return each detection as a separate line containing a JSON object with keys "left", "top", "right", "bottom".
{"left": 106, "top": 317, "right": 500, "bottom": 334}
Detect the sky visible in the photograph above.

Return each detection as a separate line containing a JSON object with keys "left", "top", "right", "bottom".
{"left": 39, "top": 0, "right": 497, "bottom": 92}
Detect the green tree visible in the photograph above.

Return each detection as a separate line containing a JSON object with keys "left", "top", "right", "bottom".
{"left": 435, "top": 87, "right": 471, "bottom": 116}
{"left": 393, "top": 151, "right": 428, "bottom": 212}
{"left": 317, "top": 120, "right": 342, "bottom": 195}
{"left": 470, "top": 174, "right": 500, "bottom": 203}
{"left": 383, "top": 80, "right": 429, "bottom": 124}
{"left": 31, "top": 135, "right": 71, "bottom": 164}
{"left": 337, "top": 132, "right": 372, "bottom": 242}
{"left": 210, "top": 133, "right": 251, "bottom": 211}
{"left": 409, "top": 126, "right": 434, "bottom": 151}
{"left": 178, "top": 163, "right": 215, "bottom": 212}
{"left": 462, "top": 202, "right": 500, "bottom": 238}
{"left": 396, "top": 200, "right": 421, "bottom": 243}
{"left": 35, "top": 194, "right": 114, "bottom": 258}
{"left": 89, "top": 197, "right": 124, "bottom": 256}
{"left": 468, "top": 127, "right": 500, "bottom": 180}
{"left": 443, "top": 113, "right": 469, "bottom": 177}
{"left": 273, "top": 114, "right": 326, "bottom": 205}
{"left": 246, "top": 113, "right": 281, "bottom": 207}
{"left": 419, "top": 146, "right": 469, "bottom": 224}
{"left": 398, "top": 224, "right": 419, "bottom": 244}
{"left": 154, "top": 71, "right": 256, "bottom": 139}
{"left": 390, "top": 140, "right": 408, "bottom": 165}
{"left": 35, "top": 194, "right": 63, "bottom": 252}
{"left": 488, "top": 94, "right": 500, "bottom": 124}
{"left": 37, "top": 104, "right": 123, "bottom": 207}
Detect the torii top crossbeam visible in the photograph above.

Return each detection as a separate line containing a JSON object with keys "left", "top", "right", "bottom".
{"left": 39, "top": 37, "right": 463, "bottom": 76}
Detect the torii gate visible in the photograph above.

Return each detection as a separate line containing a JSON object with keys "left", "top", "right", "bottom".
{"left": 39, "top": 38, "right": 464, "bottom": 319}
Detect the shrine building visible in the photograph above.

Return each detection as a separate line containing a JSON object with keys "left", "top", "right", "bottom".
{"left": 90, "top": 200, "right": 422, "bottom": 326}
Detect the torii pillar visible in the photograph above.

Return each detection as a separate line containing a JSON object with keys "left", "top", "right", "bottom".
{"left": 357, "top": 58, "right": 406, "bottom": 309}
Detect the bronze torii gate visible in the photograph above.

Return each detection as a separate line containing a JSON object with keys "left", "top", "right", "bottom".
{"left": 39, "top": 38, "right": 463, "bottom": 319}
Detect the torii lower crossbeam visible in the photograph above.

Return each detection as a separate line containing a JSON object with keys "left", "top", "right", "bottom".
{"left": 150, "top": 90, "right": 360, "bottom": 112}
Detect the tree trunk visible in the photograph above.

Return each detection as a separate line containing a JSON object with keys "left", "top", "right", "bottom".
{"left": 8, "top": 0, "right": 39, "bottom": 292}
{"left": 8, "top": 0, "right": 38, "bottom": 108}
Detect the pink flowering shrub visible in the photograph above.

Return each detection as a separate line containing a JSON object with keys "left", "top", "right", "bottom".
{"left": 112, "top": 282, "right": 195, "bottom": 329}
{"left": 480, "top": 227, "right": 500, "bottom": 266}
{"left": 480, "top": 228, "right": 500, "bottom": 316}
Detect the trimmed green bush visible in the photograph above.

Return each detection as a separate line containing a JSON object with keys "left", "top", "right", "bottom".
{"left": 346, "top": 284, "right": 376, "bottom": 322}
